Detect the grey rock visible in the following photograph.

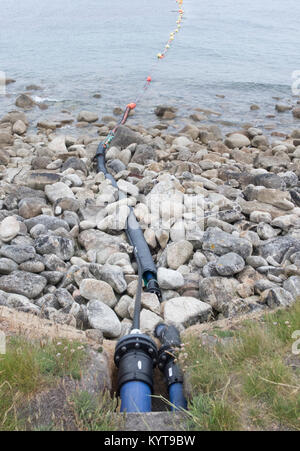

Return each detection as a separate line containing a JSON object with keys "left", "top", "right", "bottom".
{"left": 62, "top": 157, "right": 88, "bottom": 175}
{"left": 23, "top": 171, "right": 61, "bottom": 190}
{"left": 90, "top": 264, "right": 127, "bottom": 294}
{"left": 54, "top": 197, "right": 80, "bottom": 213}
{"left": 19, "top": 260, "right": 45, "bottom": 273}
{"left": 78, "top": 229, "right": 127, "bottom": 264}
{"left": 253, "top": 173, "right": 286, "bottom": 190}
{"left": 225, "top": 133, "right": 250, "bottom": 149}
{"left": 5, "top": 293, "right": 40, "bottom": 314}
{"left": 80, "top": 279, "right": 117, "bottom": 308}
{"left": 257, "top": 223, "right": 279, "bottom": 240}
{"left": 0, "top": 271, "right": 47, "bottom": 298}
{"left": 0, "top": 245, "right": 36, "bottom": 264}
{"left": 43, "top": 254, "right": 68, "bottom": 271}
{"left": 0, "top": 258, "right": 18, "bottom": 274}
{"left": 259, "top": 236, "right": 300, "bottom": 264}
{"left": 77, "top": 111, "right": 98, "bottom": 123}
{"left": 19, "top": 198, "right": 47, "bottom": 219}
{"left": 15, "top": 94, "right": 35, "bottom": 109}
{"left": 35, "top": 234, "right": 74, "bottom": 261}
{"left": 164, "top": 296, "right": 212, "bottom": 327}
{"left": 87, "top": 300, "right": 121, "bottom": 338}
{"left": 0, "top": 216, "right": 21, "bottom": 242}
{"left": 132, "top": 144, "right": 157, "bottom": 164}
{"left": 282, "top": 276, "right": 300, "bottom": 300}
{"left": 203, "top": 227, "right": 252, "bottom": 259}
{"left": 31, "top": 156, "right": 52, "bottom": 170}
{"left": 43, "top": 307, "right": 76, "bottom": 327}
{"left": 107, "top": 159, "right": 126, "bottom": 173}
{"left": 254, "top": 279, "right": 278, "bottom": 294}
{"left": 166, "top": 240, "right": 194, "bottom": 270}
{"left": 25, "top": 215, "right": 70, "bottom": 231}
{"left": 215, "top": 252, "right": 245, "bottom": 276}
{"left": 41, "top": 271, "right": 64, "bottom": 285}
{"left": 157, "top": 267, "right": 185, "bottom": 290}
{"left": 199, "top": 277, "right": 240, "bottom": 314}
{"left": 280, "top": 171, "right": 298, "bottom": 188}
{"left": 246, "top": 256, "right": 268, "bottom": 268}
{"left": 114, "top": 295, "right": 132, "bottom": 319}
{"left": 35, "top": 293, "right": 60, "bottom": 309}
{"left": 45, "top": 182, "right": 75, "bottom": 203}
{"left": 139, "top": 309, "right": 162, "bottom": 334}
{"left": 262, "top": 287, "right": 294, "bottom": 308}
{"left": 202, "top": 262, "right": 219, "bottom": 278}
{"left": 54, "top": 288, "right": 74, "bottom": 309}
{"left": 111, "top": 125, "right": 143, "bottom": 148}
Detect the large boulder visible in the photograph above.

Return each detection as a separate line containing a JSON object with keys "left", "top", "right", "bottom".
{"left": 262, "top": 287, "right": 294, "bottom": 308}
{"left": 131, "top": 144, "right": 157, "bottom": 164}
{"left": 0, "top": 271, "right": 47, "bottom": 299}
{"left": 34, "top": 234, "right": 74, "bottom": 261}
{"left": 87, "top": 300, "right": 121, "bottom": 338}
{"left": 203, "top": 227, "right": 252, "bottom": 259}
{"left": 166, "top": 240, "right": 194, "bottom": 269}
{"left": 77, "top": 111, "right": 99, "bottom": 123}
{"left": 15, "top": 94, "right": 35, "bottom": 109}
{"left": 157, "top": 267, "right": 185, "bottom": 290}
{"left": 225, "top": 133, "right": 250, "bottom": 149}
{"left": 215, "top": 252, "right": 245, "bottom": 276}
{"left": 0, "top": 216, "right": 21, "bottom": 242}
{"left": 140, "top": 309, "right": 162, "bottom": 334}
{"left": 0, "top": 245, "right": 36, "bottom": 264}
{"left": 199, "top": 277, "right": 242, "bottom": 316}
{"left": 111, "top": 125, "right": 143, "bottom": 148}
{"left": 283, "top": 276, "right": 300, "bottom": 299}
{"left": 45, "top": 182, "right": 75, "bottom": 203}
{"left": 78, "top": 229, "right": 127, "bottom": 264}
{"left": 259, "top": 237, "right": 300, "bottom": 264}
{"left": 19, "top": 198, "right": 47, "bottom": 219}
{"left": 25, "top": 215, "right": 69, "bottom": 231}
{"left": 164, "top": 297, "right": 212, "bottom": 327}
{"left": 89, "top": 264, "right": 127, "bottom": 294}
{"left": 80, "top": 279, "right": 117, "bottom": 308}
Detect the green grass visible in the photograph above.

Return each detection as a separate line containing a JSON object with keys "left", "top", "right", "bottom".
{"left": 181, "top": 301, "right": 300, "bottom": 431}
{"left": 70, "top": 390, "right": 122, "bottom": 431}
{"left": 0, "top": 337, "right": 87, "bottom": 431}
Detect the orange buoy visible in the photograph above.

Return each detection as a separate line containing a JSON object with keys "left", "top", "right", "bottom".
{"left": 127, "top": 103, "right": 137, "bottom": 110}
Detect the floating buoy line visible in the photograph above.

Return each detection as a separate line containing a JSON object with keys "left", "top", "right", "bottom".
{"left": 99, "top": 0, "right": 185, "bottom": 151}
{"left": 94, "top": 0, "right": 187, "bottom": 414}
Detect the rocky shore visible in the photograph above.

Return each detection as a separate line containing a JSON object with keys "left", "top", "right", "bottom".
{"left": 1, "top": 94, "right": 300, "bottom": 343}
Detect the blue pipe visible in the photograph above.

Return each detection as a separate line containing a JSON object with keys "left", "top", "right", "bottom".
{"left": 120, "top": 381, "right": 152, "bottom": 413}
{"left": 169, "top": 383, "right": 187, "bottom": 411}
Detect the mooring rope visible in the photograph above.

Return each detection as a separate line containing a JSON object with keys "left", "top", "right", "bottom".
{"left": 100, "top": 0, "right": 185, "bottom": 152}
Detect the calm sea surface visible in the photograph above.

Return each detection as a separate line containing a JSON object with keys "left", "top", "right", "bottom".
{"left": 0, "top": 0, "right": 299, "bottom": 131}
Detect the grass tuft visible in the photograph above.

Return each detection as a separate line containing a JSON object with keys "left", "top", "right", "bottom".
{"left": 181, "top": 301, "right": 300, "bottom": 431}
{"left": 0, "top": 337, "right": 87, "bottom": 431}
{"left": 70, "top": 390, "right": 122, "bottom": 431}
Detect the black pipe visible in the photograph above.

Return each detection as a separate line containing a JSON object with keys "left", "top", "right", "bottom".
{"left": 155, "top": 324, "right": 187, "bottom": 411}
{"left": 95, "top": 142, "right": 161, "bottom": 300}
